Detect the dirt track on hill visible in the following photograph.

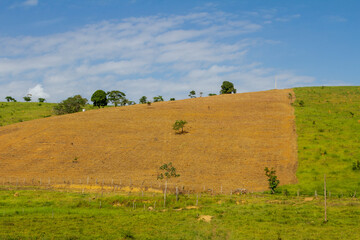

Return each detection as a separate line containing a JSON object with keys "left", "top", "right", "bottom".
{"left": 0, "top": 89, "right": 297, "bottom": 192}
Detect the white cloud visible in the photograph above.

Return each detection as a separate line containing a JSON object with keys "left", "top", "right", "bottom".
{"left": 23, "top": 0, "right": 38, "bottom": 6}
{"left": 27, "top": 84, "right": 49, "bottom": 99}
{"left": 9, "top": 0, "right": 38, "bottom": 8}
{"left": 0, "top": 11, "right": 315, "bottom": 103}
{"left": 324, "top": 15, "right": 347, "bottom": 23}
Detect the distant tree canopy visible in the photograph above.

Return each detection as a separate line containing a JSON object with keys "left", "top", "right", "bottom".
{"left": 170, "top": 98, "right": 175, "bottom": 101}
{"left": 139, "top": 96, "right": 147, "bottom": 104}
{"left": 5, "top": 96, "right": 16, "bottom": 102}
{"left": 53, "top": 95, "right": 88, "bottom": 115}
{"left": 208, "top": 93, "right": 217, "bottom": 96}
{"left": 189, "top": 90, "right": 196, "bottom": 98}
{"left": 220, "top": 81, "right": 236, "bottom": 94}
{"left": 107, "top": 90, "right": 126, "bottom": 107}
{"left": 153, "top": 95, "right": 164, "bottom": 102}
{"left": 91, "top": 90, "right": 108, "bottom": 108}
{"left": 38, "top": 98, "right": 46, "bottom": 103}
{"left": 23, "top": 96, "right": 31, "bottom": 102}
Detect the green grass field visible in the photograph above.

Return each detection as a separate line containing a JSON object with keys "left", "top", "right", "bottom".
{"left": 0, "top": 187, "right": 359, "bottom": 239}
{"left": 0, "top": 102, "right": 57, "bottom": 127}
{"left": 0, "top": 101, "right": 105, "bottom": 127}
{"left": 287, "top": 87, "right": 360, "bottom": 196}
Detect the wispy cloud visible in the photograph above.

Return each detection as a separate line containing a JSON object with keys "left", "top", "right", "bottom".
{"left": 10, "top": 0, "right": 38, "bottom": 8}
{"left": 323, "top": 15, "right": 347, "bottom": 23}
{"left": 0, "top": 11, "right": 313, "bottom": 102}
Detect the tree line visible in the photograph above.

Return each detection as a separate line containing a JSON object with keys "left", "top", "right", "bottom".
{"left": 4, "top": 81, "right": 236, "bottom": 115}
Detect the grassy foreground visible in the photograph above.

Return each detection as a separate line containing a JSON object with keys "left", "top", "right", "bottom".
{"left": 0, "top": 188, "right": 359, "bottom": 239}
{"left": 288, "top": 87, "right": 360, "bottom": 196}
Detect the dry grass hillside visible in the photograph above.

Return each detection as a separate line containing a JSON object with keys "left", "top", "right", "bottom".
{"left": 0, "top": 89, "right": 297, "bottom": 192}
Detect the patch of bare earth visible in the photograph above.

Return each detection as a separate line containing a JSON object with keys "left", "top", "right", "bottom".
{"left": 0, "top": 89, "right": 297, "bottom": 192}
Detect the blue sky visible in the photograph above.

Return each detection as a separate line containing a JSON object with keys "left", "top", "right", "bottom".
{"left": 0, "top": 0, "right": 359, "bottom": 103}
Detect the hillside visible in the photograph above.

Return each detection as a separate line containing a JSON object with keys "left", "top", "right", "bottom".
{"left": 0, "top": 89, "right": 297, "bottom": 192}
{"left": 0, "top": 102, "right": 56, "bottom": 126}
{"left": 290, "top": 86, "right": 360, "bottom": 195}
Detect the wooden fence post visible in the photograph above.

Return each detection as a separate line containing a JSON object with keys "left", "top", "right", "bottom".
{"left": 324, "top": 174, "right": 327, "bottom": 223}
{"left": 164, "top": 181, "right": 167, "bottom": 208}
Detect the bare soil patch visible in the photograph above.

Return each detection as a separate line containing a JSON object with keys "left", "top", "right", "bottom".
{"left": 0, "top": 89, "right": 297, "bottom": 192}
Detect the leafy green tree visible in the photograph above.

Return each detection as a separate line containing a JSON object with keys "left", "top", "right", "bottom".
{"left": 128, "top": 100, "right": 136, "bottom": 105}
{"left": 170, "top": 98, "right": 175, "bottom": 101}
{"left": 23, "top": 96, "right": 31, "bottom": 102}
{"left": 5, "top": 96, "right": 16, "bottom": 102}
{"left": 153, "top": 95, "right": 164, "bottom": 102}
{"left": 157, "top": 162, "right": 180, "bottom": 180}
{"left": 53, "top": 95, "right": 88, "bottom": 115}
{"left": 189, "top": 90, "right": 196, "bottom": 98}
{"left": 173, "top": 120, "right": 187, "bottom": 134}
{"left": 220, "top": 81, "right": 236, "bottom": 94}
{"left": 91, "top": 90, "right": 108, "bottom": 108}
{"left": 38, "top": 98, "right": 46, "bottom": 103}
{"left": 264, "top": 167, "right": 280, "bottom": 194}
{"left": 107, "top": 90, "right": 126, "bottom": 107}
{"left": 139, "top": 96, "right": 147, "bottom": 104}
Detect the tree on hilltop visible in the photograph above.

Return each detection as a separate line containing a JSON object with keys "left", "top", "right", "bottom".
{"left": 153, "top": 95, "right": 164, "bottom": 102}
{"left": 91, "top": 90, "right": 108, "bottom": 108}
{"left": 107, "top": 90, "right": 126, "bottom": 107}
{"left": 139, "top": 96, "right": 147, "bottom": 104}
{"left": 5, "top": 96, "right": 16, "bottom": 102}
{"left": 189, "top": 90, "right": 196, "bottom": 98}
{"left": 220, "top": 81, "right": 236, "bottom": 94}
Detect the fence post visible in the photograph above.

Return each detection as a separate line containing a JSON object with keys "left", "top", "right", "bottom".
{"left": 164, "top": 181, "right": 167, "bottom": 208}
{"left": 176, "top": 186, "right": 179, "bottom": 202}
{"left": 324, "top": 174, "right": 327, "bottom": 223}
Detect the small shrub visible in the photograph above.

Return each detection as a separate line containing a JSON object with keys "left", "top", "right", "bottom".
{"left": 170, "top": 98, "right": 175, "bottom": 101}
{"left": 298, "top": 100, "right": 304, "bottom": 107}
{"left": 173, "top": 120, "right": 187, "bottom": 134}
{"left": 157, "top": 162, "right": 180, "bottom": 180}
{"left": 352, "top": 160, "right": 360, "bottom": 170}
{"left": 264, "top": 167, "right": 280, "bottom": 194}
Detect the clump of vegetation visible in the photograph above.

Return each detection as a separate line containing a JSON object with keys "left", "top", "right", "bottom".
{"left": 38, "top": 98, "right": 46, "bottom": 103}
{"left": 153, "top": 95, "right": 164, "bottom": 102}
{"left": 264, "top": 167, "right": 280, "bottom": 194}
{"left": 298, "top": 100, "right": 305, "bottom": 107}
{"left": 208, "top": 93, "right": 216, "bottom": 96}
{"left": 352, "top": 160, "right": 360, "bottom": 170}
{"left": 170, "top": 98, "right": 175, "bottom": 101}
{"left": 139, "top": 96, "right": 147, "bottom": 104}
{"left": 173, "top": 120, "right": 187, "bottom": 134}
{"left": 23, "top": 96, "right": 31, "bottom": 102}
{"left": 5, "top": 96, "right": 16, "bottom": 102}
{"left": 53, "top": 95, "right": 88, "bottom": 115}
{"left": 189, "top": 90, "right": 196, "bottom": 98}
{"left": 157, "top": 162, "right": 180, "bottom": 180}
{"left": 220, "top": 81, "right": 236, "bottom": 94}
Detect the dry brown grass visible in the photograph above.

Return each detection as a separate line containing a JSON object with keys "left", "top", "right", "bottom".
{"left": 0, "top": 89, "right": 297, "bottom": 192}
